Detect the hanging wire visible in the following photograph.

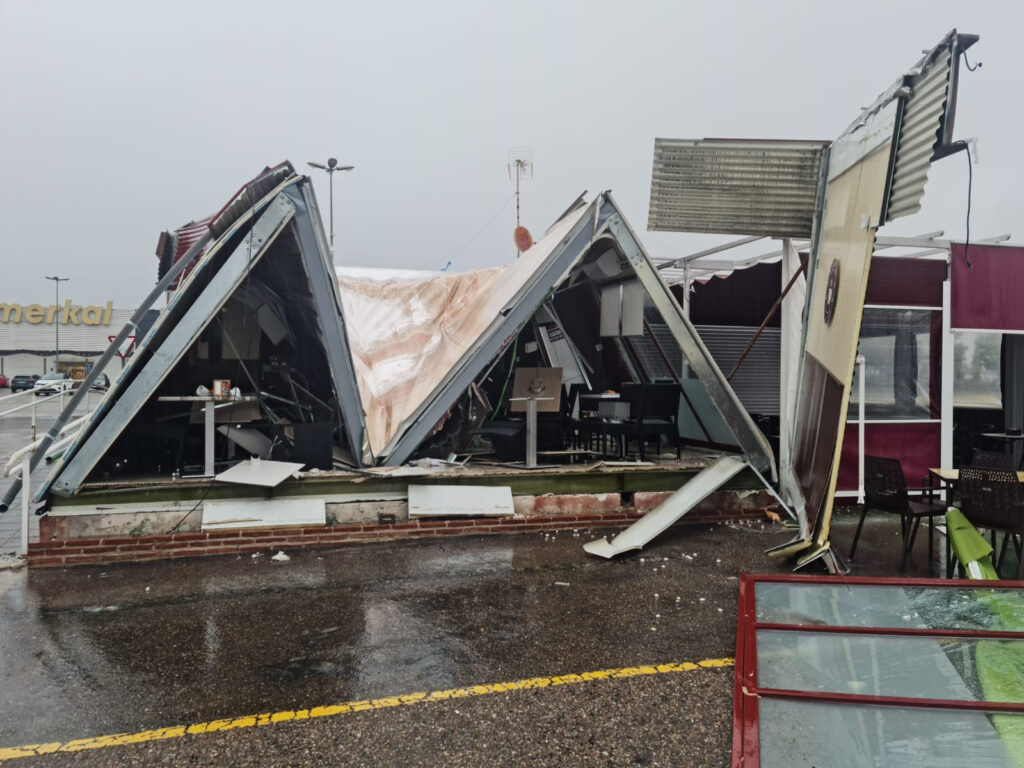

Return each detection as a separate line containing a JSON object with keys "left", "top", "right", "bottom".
{"left": 963, "top": 49, "right": 981, "bottom": 72}
{"left": 409, "top": 193, "right": 516, "bottom": 271}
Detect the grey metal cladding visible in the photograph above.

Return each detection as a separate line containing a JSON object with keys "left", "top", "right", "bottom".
{"left": 284, "top": 182, "right": 368, "bottom": 465}
{"left": 648, "top": 139, "right": 826, "bottom": 238}
{"left": 696, "top": 325, "right": 781, "bottom": 416}
{"left": 886, "top": 46, "right": 953, "bottom": 221}
{"left": 48, "top": 194, "right": 297, "bottom": 496}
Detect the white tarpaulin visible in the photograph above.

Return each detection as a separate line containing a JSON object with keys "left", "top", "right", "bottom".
{"left": 337, "top": 207, "right": 590, "bottom": 462}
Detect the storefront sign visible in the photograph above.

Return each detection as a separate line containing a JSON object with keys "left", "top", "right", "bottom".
{"left": 0, "top": 301, "right": 114, "bottom": 326}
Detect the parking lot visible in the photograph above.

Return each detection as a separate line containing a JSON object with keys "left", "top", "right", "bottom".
{"left": 0, "top": 384, "right": 940, "bottom": 767}
{"left": 0, "top": 502, "right": 933, "bottom": 768}
{"left": 0, "top": 387, "right": 112, "bottom": 559}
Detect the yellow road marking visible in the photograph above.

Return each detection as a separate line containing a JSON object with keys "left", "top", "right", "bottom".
{"left": 0, "top": 657, "right": 733, "bottom": 761}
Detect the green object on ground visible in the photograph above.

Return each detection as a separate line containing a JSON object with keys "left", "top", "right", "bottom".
{"left": 946, "top": 508, "right": 999, "bottom": 580}
{"left": 947, "top": 508, "right": 1024, "bottom": 764}
{"left": 977, "top": 641, "right": 1024, "bottom": 766}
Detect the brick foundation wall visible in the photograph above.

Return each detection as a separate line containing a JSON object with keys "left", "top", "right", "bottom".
{"left": 28, "top": 491, "right": 776, "bottom": 568}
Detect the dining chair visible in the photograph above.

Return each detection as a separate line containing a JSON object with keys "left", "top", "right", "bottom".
{"left": 849, "top": 455, "right": 946, "bottom": 572}
{"left": 970, "top": 449, "right": 1015, "bottom": 471}
{"left": 956, "top": 467, "right": 1024, "bottom": 579}
{"left": 602, "top": 383, "right": 679, "bottom": 461}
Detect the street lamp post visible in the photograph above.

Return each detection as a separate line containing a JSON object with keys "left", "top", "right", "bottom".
{"left": 307, "top": 158, "right": 354, "bottom": 253}
{"left": 44, "top": 275, "right": 69, "bottom": 373}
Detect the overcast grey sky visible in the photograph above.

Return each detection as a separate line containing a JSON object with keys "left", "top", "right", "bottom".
{"left": 1, "top": 1, "right": 1018, "bottom": 306}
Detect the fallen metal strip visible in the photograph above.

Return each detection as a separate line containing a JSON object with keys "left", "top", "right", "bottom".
{"left": 583, "top": 455, "right": 748, "bottom": 558}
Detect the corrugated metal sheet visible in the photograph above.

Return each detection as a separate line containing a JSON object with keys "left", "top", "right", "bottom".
{"left": 648, "top": 139, "right": 826, "bottom": 238}
{"left": 886, "top": 46, "right": 953, "bottom": 220}
{"left": 629, "top": 322, "right": 683, "bottom": 380}
{"left": 159, "top": 162, "right": 296, "bottom": 289}
{"left": 628, "top": 322, "right": 780, "bottom": 415}
{"left": 695, "top": 325, "right": 780, "bottom": 416}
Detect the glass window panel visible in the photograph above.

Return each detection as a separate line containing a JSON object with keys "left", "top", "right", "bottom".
{"left": 756, "top": 631, "right": 1024, "bottom": 703}
{"left": 755, "top": 583, "right": 1024, "bottom": 632}
{"left": 851, "top": 308, "right": 937, "bottom": 419}
{"left": 955, "top": 331, "right": 1003, "bottom": 409}
{"left": 759, "top": 699, "right": 1021, "bottom": 768}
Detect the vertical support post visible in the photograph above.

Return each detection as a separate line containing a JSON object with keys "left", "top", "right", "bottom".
{"left": 204, "top": 399, "right": 215, "bottom": 476}
{"left": 31, "top": 400, "right": 37, "bottom": 441}
{"left": 857, "top": 354, "right": 866, "bottom": 505}
{"left": 779, "top": 238, "right": 804, "bottom": 492}
{"left": 941, "top": 280, "right": 954, "bottom": 475}
{"left": 21, "top": 457, "right": 30, "bottom": 557}
{"left": 525, "top": 398, "right": 538, "bottom": 468}
{"left": 681, "top": 261, "right": 692, "bottom": 378}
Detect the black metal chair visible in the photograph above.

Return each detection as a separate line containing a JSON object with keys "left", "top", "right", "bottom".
{"left": 956, "top": 467, "right": 1024, "bottom": 579}
{"left": 603, "top": 383, "right": 680, "bottom": 461}
{"left": 849, "top": 455, "right": 946, "bottom": 572}
{"left": 970, "top": 449, "right": 1015, "bottom": 471}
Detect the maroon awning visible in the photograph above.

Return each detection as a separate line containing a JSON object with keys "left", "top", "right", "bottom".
{"left": 866, "top": 257, "right": 945, "bottom": 307}
{"left": 951, "top": 243, "right": 1024, "bottom": 331}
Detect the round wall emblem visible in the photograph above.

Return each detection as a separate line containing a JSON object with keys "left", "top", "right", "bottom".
{"left": 823, "top": 259, "right": 840, "bottom": 325}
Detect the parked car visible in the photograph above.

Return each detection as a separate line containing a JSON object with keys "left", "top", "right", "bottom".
{"left": 33, "top": 373, "right": 74, "bottom": 396}
{"left": 89, "top": 373, "right": 110, "bottom": 391}
{"left": 10, "top": 375, "right": 35, "bottom": 393}
{"left": 0, "top": 374, "right": 8, "bottom": 388}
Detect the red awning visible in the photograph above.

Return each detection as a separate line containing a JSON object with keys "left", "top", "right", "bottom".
{"left": 951, "top": 243, "right": 1024, "bottom": 331}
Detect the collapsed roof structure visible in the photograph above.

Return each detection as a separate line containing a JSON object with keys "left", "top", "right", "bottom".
{"left": 1, "top": 29, "right": 979, "bottom": 575}
{"left": 647, "top": 29, "right": 979, "bottom": 569}
{"left": 18, "top": 171, "right": 775, "bottom": 515}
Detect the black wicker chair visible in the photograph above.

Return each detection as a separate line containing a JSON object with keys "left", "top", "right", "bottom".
{"left": 956, "top": 467, "right": 1024, "bottom": 579}
{"left": 849, "top": 455, "right": 946, "bottom": 572}
{"left": 970, "top": 449, "right": 1016, "bottom": 471}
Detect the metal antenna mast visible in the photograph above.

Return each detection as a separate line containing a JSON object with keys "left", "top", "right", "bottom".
{"left": 508, "top": 148, "right": 533, "bottom": 255}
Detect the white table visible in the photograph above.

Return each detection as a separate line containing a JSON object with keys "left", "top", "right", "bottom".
{"left": 157, "top": 395, "right": 259, "bottom": 476}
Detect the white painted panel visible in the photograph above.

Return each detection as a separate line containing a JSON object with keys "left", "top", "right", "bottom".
{"left": 202, "top": 497, "right": 325, "bottom": 531}
{"left": 407, "top": 484, "right": 514, "bottom": 517}
{"left": 621, "top": 281, "right": 645, "bottom": 337}
{"left": 215, "top": 458, "right": 304, "bottom": 488}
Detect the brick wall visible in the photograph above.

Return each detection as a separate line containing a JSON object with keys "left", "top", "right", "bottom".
{"left": 28, "top": 490, "right": 776, "bottom": 568}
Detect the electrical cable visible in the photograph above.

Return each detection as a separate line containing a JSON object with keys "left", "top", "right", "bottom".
{"left": 494, "top": 334, "right": 520, "bottom": 415}
{"left": 963, "top": 50, "right": 981, "bottom": 72}
{"left": 410, "top": 193, "right": 516, "bottom": 271}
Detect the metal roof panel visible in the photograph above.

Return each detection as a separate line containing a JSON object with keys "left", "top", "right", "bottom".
{"left": 648, "top": 139, "right": 826, "bottom": 238}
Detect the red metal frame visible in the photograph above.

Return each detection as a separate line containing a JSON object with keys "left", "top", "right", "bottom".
{"left": 756, "top": 623, "right": 1024, "bottom": 640}
{"left": 732, "top": 572, "right": 1024, "bottom": 767}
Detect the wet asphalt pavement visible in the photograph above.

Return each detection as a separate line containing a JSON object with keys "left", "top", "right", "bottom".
{"left": 0, "top": 512, "right": 936, "bottom": 767}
